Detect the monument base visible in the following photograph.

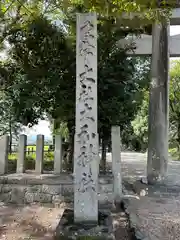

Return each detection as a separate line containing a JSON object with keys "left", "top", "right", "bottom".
{"left": 55, "top": 208, "right": 115, "bottom": 240}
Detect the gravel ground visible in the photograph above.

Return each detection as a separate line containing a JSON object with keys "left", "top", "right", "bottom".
{"left": 127, "top": 196, "right": 180, "bottom": 240}
{"left": 0, "top": 202, "right": 64, "bottom": 240}
{"left": 2, "top": 152, "right": 179, "bottom": 240}
{"left": 120, "top": 153, "right": 180, "bottom": 240}
{"left": 113, "top": 210, "right": 133, "bottom": 240}
{"left": 0, "top": 202, "right": 132, "bottom": 240}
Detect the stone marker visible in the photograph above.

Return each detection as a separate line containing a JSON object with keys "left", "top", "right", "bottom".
{"left": 0, "top": 135, "right": 9, "bottom": 175}
{"left": 147, "top": 22, "right": 169, "bottom": 184}
{"left": 74, "top": 12, "right": 98, "bottom": 223}
{"left": 35, "top": 134, "right": 44, "bottom": 174}
{"left": 54, "top": 135, "right": 62, "bottom": 174}
{"left": 55, "top": 12, "right": 115, "bottom": 240}
{"left": 17, "top": 134, "right": 27, "bottom": 173}
{"left": 111, "top": 126, "right": 122, "bottom": 199}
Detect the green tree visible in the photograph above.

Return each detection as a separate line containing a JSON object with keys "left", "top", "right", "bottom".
{"left": 131, "top": 90, "right": 149, "bottom": 151}
{"left": 169, "top": 60, "right": 180, "bottom": 159}
{"left": 0, "top": 13, "right": 151, "bottom": 169}
{"left": 132, "top": 60, "right": 180, "bottom": 157}
{"left": 0, "top": 0, "right": 174, "bottom": 54}
{"left": 0, "top": 89, "right": 22, "bottom": 152}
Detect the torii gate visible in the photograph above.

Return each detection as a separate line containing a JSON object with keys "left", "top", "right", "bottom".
{"left": 119, "top": 8, "right": 180, "bottom": 184}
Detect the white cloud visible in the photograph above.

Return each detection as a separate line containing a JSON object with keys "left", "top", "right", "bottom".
{"left": 22, "top": 120, "right": 51, "bottom": 137}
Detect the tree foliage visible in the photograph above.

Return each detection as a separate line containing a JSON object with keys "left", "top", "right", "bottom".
{"left": 132, "top": 60, "right": 180, "bottom": 156}
{"left": 0, "top": 12, "right": 150, "bottom": 138}
{"left": 0, "top": 4, "right": 154, "bottom": 171}
{"left": 169, "top": 60, "right": 180, "bottom": 158}
{"left": 0, "top": 88, "right": 22, "bottom": 151}
{"left": 0, "top": 0, "right": 174, "bottom": 49}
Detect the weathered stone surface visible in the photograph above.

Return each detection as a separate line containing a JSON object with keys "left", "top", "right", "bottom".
{"left": 141, "top": 177, "right": 148, "bottom": 185}
{"left": 42, "top": 184, "right": 61, "bottom": 195}
{"left": 62, "top": 184, "right": 73, "bottom": 195}
{"left": 0, "top": 181, "right": 116, "bottom": 205}
{"left": 26, "top": 185, "right": 42, "bottom": 193}
{"left": 74, "top": 12, "right": 98, "bottom": 223}
{"left": 24, "top": 192, "right": 52, "bottom": 203}
{"left": 52, "top": 195, "right": 65, "bottom": 203}
{"left": 99, "top": 184, "right": 113, "bottom": 193}
{"left": 17, "top": 134, "right": 27, "bottom": 173}
{"left": 33, "top": 192, "right": 52, "bottom": 203}
{"left": 35, "top": 134, "right": 44, "bottom": 174}
{"left": 11, "top": 187, "right": 25, "bottom": 203}
{"left": 25, "top": 192, "right": 34, "bottom": 203}
{"left": 98, "top": 193, "right": 114, "bottom": 203}
{"left": 0, "top": 193, "right": 11, "bottom": 202}
{"left": 111, "top": 126, "right": 122, "bottom": 199}
{"left": 2, "top": 184, "right": 12, "bottom": 193}
{"left": 55, "top": 209, "right": 115, "bottom": 240}
{"left": 147, "top": 22, "right": 169, "bottom": 184}
{"left": 0, "top": 135, "right": 9, "bottom": 175}
{"left": 54, "top": 135, "right": 63, "bottom": 174}
{"left": 133, "top": 180, "right": 148, "bottom": 196}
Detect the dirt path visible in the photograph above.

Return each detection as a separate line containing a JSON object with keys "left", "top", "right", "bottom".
{"left": 0, "top": 202, "right": 133, "bottom": 240}
{"left": 0, "top": 203, "right": 63, "bottom": 240}
{"left": 4, "top": 152, "right": 179, "bottom": 240}
{"left": 120, "top": 154, "right": 180, "bottom": 240}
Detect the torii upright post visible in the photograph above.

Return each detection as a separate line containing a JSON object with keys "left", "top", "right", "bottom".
{"left": 147, "top": 22, "right": 170, "bottom": 184}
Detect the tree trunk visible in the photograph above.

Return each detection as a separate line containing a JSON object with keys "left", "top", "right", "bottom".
{"left": 66, "top": 120, "right": 75, "bottom": 172}
{"left": 66, "top": 132, "right": 74, "bottom": 172}
{"left": 9, "top": 115, "right": 12, "bottom": 154}
{"left": 147, "top": 21, "right": 169, "bottom": 184}
{"left": 101, "top": 138, "right": 107, "bottom": 173}
{"left": 52, "top": 135, "right": 55, "bottom": 149}
{"left": 177, "top": 120, "right": 180, "bottom": 160}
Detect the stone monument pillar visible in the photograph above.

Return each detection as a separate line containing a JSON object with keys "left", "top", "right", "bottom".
{"left": 0, "top": 135, "right": 9, "bottom": 175}
{"left": 147, "top": 22, "right": 170, "bottom": 184}
{"left": 17, "top": 134, "right": 27, "bottom": 173}
{"left": 111, "top": 126, "right": 122, "bottom": 199}
{"left": 35, "top": 134, "right": 44, "bottom": 174}
{"left": 74, "top": 13, "right": 98, "bottom": 223}
{"left": 54, "top": 135, "right": 63, "bottom": 174}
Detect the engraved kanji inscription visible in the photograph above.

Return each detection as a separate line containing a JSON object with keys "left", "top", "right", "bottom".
{"left": 78, "top": 166, "right": 96, "bottom": 193}
{"left": 74, "top": 13, "right": 98, "bottom": 221}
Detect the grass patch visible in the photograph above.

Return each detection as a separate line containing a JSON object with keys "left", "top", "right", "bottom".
{"left": 169, "top": 148, "right": 180, "bottom": 160}
{"left": 8, "top": 147, "right": 55, "bottom": 172}
{"left": 26, "top": 145, "right": 51, "bottom": 152}
{"left": 9, "top": 152, "right": 54, "bottom": 161}
{"left": 8, "top": 157, "right": 54, "bottom": 172}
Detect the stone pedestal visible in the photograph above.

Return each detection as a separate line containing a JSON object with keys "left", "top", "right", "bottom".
{"left": 0, "top": 135, "right": 9, "bottom": 175}
{"left": 54, "top": 135, "right": 63, "bottom": 174}
{"left": 35, "top": 134, "right": 44, "bottom": 174}
{"left": 147, "top": 22, "right": 170, "bottom": 184}
{"left": 55, "top": 209, "right": 115, "bottom": 240}
{"left": 17, "top": 134, "right": 27, "bottom": 173}
{"left": 74, "top": 13, "right": 98, "bottom": 223}
{"left": 111, "top": 126, "right": 122, "bottom": 199}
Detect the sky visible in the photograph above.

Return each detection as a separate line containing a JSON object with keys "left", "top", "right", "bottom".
{"left": 22, "top": 120, "right": 51, "bottom": 139}
{"left": 3, "top": 25, "right": 180, "bottom": 138}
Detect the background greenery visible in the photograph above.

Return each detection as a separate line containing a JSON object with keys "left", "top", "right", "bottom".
{"left": 0, "top": 1, "right": 179, "bottom": 173}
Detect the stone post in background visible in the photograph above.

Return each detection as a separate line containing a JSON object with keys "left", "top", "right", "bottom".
{"left": 74, "top": 13, "right": 98, "bottom": 223}
{"left": 17, "top": 134, "right": 27, "bottom": 173}
{"left": 0, "top": 135, "right": 9, "bottom": 175}
{"left": 35, "top": 134, "right": 44, "bottom": 174}
{"left": 147, "top": 22, "right": 170, "bottom": 184}
{"left": 54, "top": 135, "right": 63, "bottom": 174}
{"left": 111, "top": 126, "right": 122, "bottom": 199}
